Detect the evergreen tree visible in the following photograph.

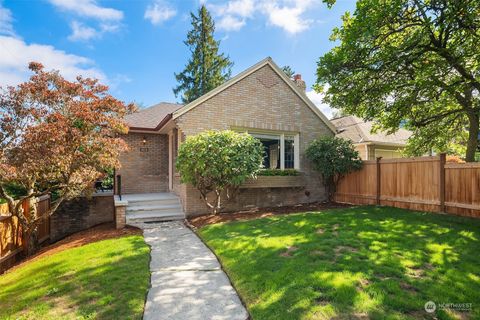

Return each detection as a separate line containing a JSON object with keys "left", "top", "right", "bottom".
{"left": 282, "top": 65, "right": 295, "bottom": 79}
{"left": 173, "top": 5, "right": 233, "bottom": 103}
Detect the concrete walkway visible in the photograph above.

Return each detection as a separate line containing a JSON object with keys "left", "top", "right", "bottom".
{"left": 136, "top": 221, "right": 248, "bottom": 320}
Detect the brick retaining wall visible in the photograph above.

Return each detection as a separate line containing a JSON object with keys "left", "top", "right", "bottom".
{"left": 50, "top": 193, "right": 114, "bottom": 242}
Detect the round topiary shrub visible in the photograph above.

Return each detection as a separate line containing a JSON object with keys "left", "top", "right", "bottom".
{"left": 176, "top": 130, "right": 264, "bottom": 214}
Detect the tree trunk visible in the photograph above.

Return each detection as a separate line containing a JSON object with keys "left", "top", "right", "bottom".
{"left": 22, "top": 226, "right": 39, "bottom": 257}
{"left": 465, "top": 112, "right": 479, "bottom": 162}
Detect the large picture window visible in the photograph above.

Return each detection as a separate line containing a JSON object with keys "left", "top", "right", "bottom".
{"left": 249, "top": 131, "right": 299, "bottom": 170}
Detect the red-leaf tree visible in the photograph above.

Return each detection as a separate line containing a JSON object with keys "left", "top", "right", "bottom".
{"left": 0, "top": 62, "right": 135, "bottom": 255}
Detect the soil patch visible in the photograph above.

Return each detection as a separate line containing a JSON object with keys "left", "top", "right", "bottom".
{"left": 279, "top": 246, "right": 298, "bottom": 257}
{"left": 189, "top": 202, "right": 352, "bottom": 228}
{"left": 5, "top": 223, "right": 141, "bottom": 274}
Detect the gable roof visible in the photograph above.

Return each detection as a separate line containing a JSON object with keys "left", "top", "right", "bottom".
{"left": 126, "top": 102, "right": 183, "bottom": 131}
{"left": 172, "top": 57, "right": 337, "bottom": 133}
{"left": 331, "top": 115, "right": 412, "bottom": 146}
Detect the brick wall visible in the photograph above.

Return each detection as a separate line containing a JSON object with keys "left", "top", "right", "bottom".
{"left": 117, "top": 132, "right": 169, "bottom": 194}
{"left": 50, "top": 194, "right": 114, "bottom": 242}
{"left": 174, "top": 64, "right": 334, "bottom": 216}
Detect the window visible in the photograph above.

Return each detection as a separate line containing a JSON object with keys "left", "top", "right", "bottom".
{"left": 251, "top": 133, "right": 281, "bottom": 169}
{"left": 249, "top": 132, "right": 299, "bottom": 170}
{"left": 284, "top": 136, "right": 295, "bottom": 169}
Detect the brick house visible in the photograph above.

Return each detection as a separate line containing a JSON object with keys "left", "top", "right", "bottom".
{"left": 115, "top": 57, "right": 336, "bottom": 221}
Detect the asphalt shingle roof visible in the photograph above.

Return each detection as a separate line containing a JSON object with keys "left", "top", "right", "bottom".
{"left": 126, "top": 102, "right": 183, "bottom": 130}
{"left": 331, "top": 115, "right": 412, "bottom": 145}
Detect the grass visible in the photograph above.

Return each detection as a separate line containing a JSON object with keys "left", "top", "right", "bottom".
{"left": 198, "top": 206, "right": 480, "bottom": 320}
{"left": 0, "top": 235, "right": 150, "bottom": 319}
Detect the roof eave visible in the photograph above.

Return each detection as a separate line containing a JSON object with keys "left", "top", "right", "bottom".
{"left": 128, "top": 113, "right": 173, "bottom": 133}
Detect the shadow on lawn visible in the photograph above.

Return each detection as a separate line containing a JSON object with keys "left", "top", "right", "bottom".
{"left": 202, "top": 206, "right": 480, "bottom": 319}
{"left": 0, "top": 236, "right": 150, "bottom": 320}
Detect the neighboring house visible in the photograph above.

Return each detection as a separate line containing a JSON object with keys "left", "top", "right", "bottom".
{"left": 331, "top": 115, "right": 412, "bottom": 160}
{"left": 117, "top": 57, "right": 335, "bottom": 216}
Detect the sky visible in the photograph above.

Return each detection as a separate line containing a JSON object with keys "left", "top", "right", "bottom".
{"left": 0, "top": 0, "right": 355, "bottom": 119}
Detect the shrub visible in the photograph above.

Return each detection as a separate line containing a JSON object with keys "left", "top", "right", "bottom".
{"left": 306, "top": 136, "right": 362, "bottom": 201}
{"left": 176, "top": 130, "right": 264, "bottom": 214}
{"left": 257, "top": 169, "right": 299, "bottom": 176}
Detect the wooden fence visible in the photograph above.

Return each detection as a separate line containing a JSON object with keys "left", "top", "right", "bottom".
{"left": 0, "top": 195, "right": 51, "bottom": 272}
{"left": 335, "top": 154, "right": 480, "bottom": 218}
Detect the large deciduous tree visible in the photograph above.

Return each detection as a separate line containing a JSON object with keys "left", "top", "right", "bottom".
{"left": 316, "top": 0, "right": 480, "bottom": 161}
{"left": 176, "top": 130, "right": 264, "bottom": 215}
{"left": 173, "top": 5, "right": 233, "bottom": 103}
{"left": 0, "top": 62, "right": 134, "bottom": 254}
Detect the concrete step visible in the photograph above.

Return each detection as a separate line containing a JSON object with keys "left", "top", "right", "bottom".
{"left": 126, "top": 211, "right": 184, "bottom": 223}
{"left": 123, "top": 193, "right": 179, "bottom": 202}
{"left": 127, "top": 203, "right": 182, "bottom": 214}
{"left": 127, "top": 198, "right": 181, "bottom": 207}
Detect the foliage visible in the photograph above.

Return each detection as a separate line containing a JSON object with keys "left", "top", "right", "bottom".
{"left": 199, "top": 206, "right": 480, "bottom": 320}
{"left": 317, "top": 0, "right": 480, "bottom": 161}
{"left": 173, "top": 5, "right": 233, "bottom": 103}
{"left": 0, "top": 62, "right": 134, "bottom": 254}
{"left": 258, "top": 169, "right": 299, "bottom": 176}
{"left": 0, "top": 235, "right": 150, "bottom": 319}
{"left": 306, "top": 136, "right": 362, "bottom": 201}
{"left": 446, "top": 155, "right": 465, "bottom": 164}
{"left": 176, "top": 130, "right": 263, "bottom": 214}
{"left": 281, "top": 65, "right": 295, "bottom": 78}
{"left": 99, "top": 168, "right": 114, "bottom": 191}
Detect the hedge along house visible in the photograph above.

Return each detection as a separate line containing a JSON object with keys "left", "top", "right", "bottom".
{"left": 114, "top": 57, "right": 336, "bottom": 223}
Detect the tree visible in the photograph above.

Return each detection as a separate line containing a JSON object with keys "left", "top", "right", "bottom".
{"left": 173, "top": 5, "right": 233, "bottom": 104}
{"left": 306, "top": 136, "right": 362, "bottom": 201}
{"left": 176, "top": 130, "right": 264, "bottom": 214}
{"left": 316, "top": 0, "right": 480, "bottom": 161}
{"left": 282, "top": 65, "right": 295, "bottom": 78}
{"left": 0, "top": 62, "right": 134, "bottom": 255}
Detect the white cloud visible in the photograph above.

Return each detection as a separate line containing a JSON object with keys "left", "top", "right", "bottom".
{"left": 0, "top": 2, "right": 15, "bottom": 36}
{"left": 144, "top": 1, "right": 177, "bottom": 25}
{"left": 68, "top": 21, "right": 99, "bottom": 41}
{"left": 217, "top": 15, "right": 246, "bottom": 31}
{"left": 48, "top": 0, "right": 123, "bottom": 42}
{"left": 306, "top": 90, "right": 334, "bottom": 120}
{"left": 209, "top": 0, "right": 315, "bottom": 34}
{"left": 209, "top": 0, "right": 254, "bottom": 31}
{"left": 263, "top": 0, "right": 314, "bottom": 34}
{"left": 47, "top": 0, "right": 123, "bottom": 21}
{"left": 67, "top": 20, "right": 121, "bottom": 42}
{"left": 0, "top": 35, "right": 106, "bottom": 87}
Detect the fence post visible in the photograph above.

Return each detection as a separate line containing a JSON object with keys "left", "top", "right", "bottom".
{"left": 376, "top": 157, "right": 382, "bottom": 205}
{"left": 439, "top": 153, "right": 446, "bottom": 213}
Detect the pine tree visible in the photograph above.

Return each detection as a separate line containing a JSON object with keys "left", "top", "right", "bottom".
{"left": 173, "top": 5, "right": 233, "bottom": 103}
{"left": 282, "top": 65, "right": 295, "bottom": 79}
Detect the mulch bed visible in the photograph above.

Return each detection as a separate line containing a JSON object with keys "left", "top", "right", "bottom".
{"left": 188, "top": 202, "right": 352, "bottom": 228}
{"left": 5, "top": 223, "right": 141, "bottom": 274}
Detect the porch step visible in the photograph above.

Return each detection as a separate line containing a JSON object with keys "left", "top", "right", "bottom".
{"left": 127, "top": 198, "right": 181, "bottom": 207}
{"left": 123, "top": 192, "right": 184, "bottom": 224}
{"left": 126, "top": 211, "right": 184, "bottom": 223}
{"left": 127, "top": 203, "right": 182, "bottom": 214}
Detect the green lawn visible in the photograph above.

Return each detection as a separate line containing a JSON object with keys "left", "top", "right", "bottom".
{"left": 0, "top": 235, "right": 150, "bottom": 319}
{"left": 199, "top": 206, "right": 480, "bottom": 320}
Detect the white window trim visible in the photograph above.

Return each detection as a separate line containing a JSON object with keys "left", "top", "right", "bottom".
{"left": 238, "top": 129, "right": 300, "bottom": 170}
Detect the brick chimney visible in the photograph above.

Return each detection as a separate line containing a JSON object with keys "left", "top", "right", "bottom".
{"left": 293, "top": 74, "right": 306, "bottom": 92}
